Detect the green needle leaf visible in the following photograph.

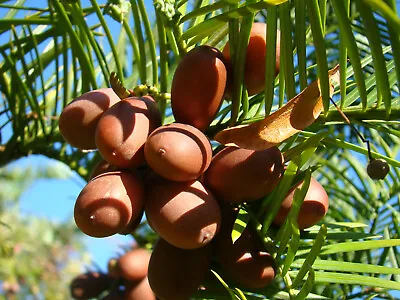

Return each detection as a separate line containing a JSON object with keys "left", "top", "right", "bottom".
{"left": 231, "top": 207, "right": 250, "bottom": 244}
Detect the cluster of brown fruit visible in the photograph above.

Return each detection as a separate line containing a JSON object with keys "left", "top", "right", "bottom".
{"left": 60, "top": 22, "right": 330, "bottom": 300}
{"left": 70, "top": 248, "right": 155, "bottom": 299}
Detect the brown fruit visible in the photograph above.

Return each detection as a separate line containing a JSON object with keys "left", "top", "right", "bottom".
{"left": 59, "top": 88, "right": 120, "bottom": 149}
{"left": 117, "top": 248, "right": 151, "bottom": 282}
{"left": 213, "top": 206, "right": 276, "bottom": 289}
{"left": 171, "top": 45, "right": 227, "bottom": 131}
{"left": 203, "top": 146, "right": 284, "bottom": 203}
{"left": 74, "top": 171, "right": 144, "bottom": 237}
{"left": 367, "top": 158, "right": 390, "bottom": 180}
{"left": 145, "top": 177, "right": 221, "bottom": 249}
{"left": 222, "top": 251, "right": 276, "bottom": 289}
{"left": 273, "top": 177, "right": 329, "bottom": 229}
{"left": 223, "top": 22, "right": 280, "bottom": 96}
{"left": 144, "top": 123, "right": 212, "bottom": 182}
{"left": 119, "top": 209, "right": 143, "bottom": 235}
{"left": 124, "top": 277, "right": 156, "bottom": 300}
{"left": 148, "top": 239, "right": 212, "bottom": 300}
{"left": 95, "top": 96, "right": 161, "bottom": 168}
{"left": 89, "top": 159, "right": 119, "bottom": 180}
{"left": 70, "top": 272, "right": 112, "bottom": 299}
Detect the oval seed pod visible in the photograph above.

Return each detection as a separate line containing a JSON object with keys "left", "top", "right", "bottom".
{"left": 144, "top": 123, "right": 212, "bottom": 182}
{"left": 124, "top": 277, "right": 156, "bottom": 300}
{"left": 88, "top": 159, "right": 119, "bottom": 181}
{"left": 145, "top": 176, "right": 221, "bottom": 249}
{"left": 74, "top": 171, "right": 144, "bottom": 238}
{"left": 148, "top": 238, "right": 212, "bottom": 300}
{"left": 213, "top": 205, "right": 276, "bottom": 289}
{"left": 118, "top": 209, "right": 143, "bottom": 235}
{"left": 222, "top": 22, "right": 281, "bottom": 96}
{"left": 171, "top": 45, "right": 227, "bottom": 131}
{"left": 203, "top": 146, "right": 284, "bottom": 203}
{"left": 273, "top": 177, "right": 329, "bottom": 229}
{"left": 59, "top": 88, "right": 121, "bottom": 149}
{"left": 117, "top": 248, "right": 151, "bottom": 282}
{"left": 95, "top": 96, "right": 161, "bottom": 168}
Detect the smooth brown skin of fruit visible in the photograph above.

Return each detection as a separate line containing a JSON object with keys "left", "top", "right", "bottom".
{"left": 59, "top": 88, "right": 120, "bottom": 149}
{"left": 145, "top": 177, "right": 221, "bottom": 249}
{"left": 70, "top": 272, "right": 112, "bottom": 300}
{"left": 223, "top": 251, "right": 276, "bottom": 289}
{"left": 144, "top": 123, "right": 212, "bottom": 182}
{"left": 273, "top": 177, "right": 329, "bottom": 229}
{"left": 89, "top": 159, "right": 119, "bottom": 181}
{"left": 117, "top": 248, "right": 151, "bottom": 282}
{"left": 171, "top": 45, "right": 227, "bottom": 131}
{"left": 203, "top": 146, "right": 284, "bottom": 203}
{"left": 119, "top": 208, "right": 143, "bottom": 235}
{"left": 95, "top": 96, "right": 161, "bottom": 168}
{"left": 74, "top": 171, "right": 144, "bottom": 237}
{"left": 148, "top": 238, "right": 212, "bottom": 300}
{"left": 124, "top": 277, "right": 156, "bottom": 300}
{"left": 223, "top": 23, "right": 281, "bottom": 96}
{"left": 213, "top": 205, "right": 276, "bottom": 289}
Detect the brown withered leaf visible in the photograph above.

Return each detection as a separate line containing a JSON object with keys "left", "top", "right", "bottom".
{"left": 214, "top": 65, "right": 341, "bottom": 150}
{"left": 110, "top": 72, "right": 132, "bottom": 99}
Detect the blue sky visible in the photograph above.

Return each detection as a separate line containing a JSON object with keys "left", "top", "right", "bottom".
{"left": 1, "top": 0, "right": 400, "bottom": 297}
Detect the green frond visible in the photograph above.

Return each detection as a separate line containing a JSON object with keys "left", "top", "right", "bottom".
{"left": 0, "top": 1, "right": 400, "bottom": 298}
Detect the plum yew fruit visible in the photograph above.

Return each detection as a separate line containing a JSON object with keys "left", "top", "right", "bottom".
{"left": 88, "top": 159, "right": 119, "bottom": 181}
{"left": 118, "top": 208, "right": 143, "bottom": 235}
{"left": 171, "top": 45, "right": 227, "bottom": 131}
{"left": 213, "top": 205, "right": 276, "bottom": 289}
{"left": 148, "top": 238, "right": 212, "bottom": 300}
{"left": 223, "top": 22, "right": 281, "bottom": 96}
{"left": 95, "top": 96, "right": 161, "bottom": 169}
{"left": 124, "top": 277, "right": 156, "bottom": 300}
{"left": 144, "top": 123, "right": 212, "bottom": 182}
{"left": 145, "top": 177, "right": 221, "bottom": 249}
{"left": 117, "top": 248, "right": 151, "bottom": 282}
{"left": 222, "top": 252, "right": 276, "bottom": 289}
{"left": 59, "top": 88, "right": 121, "bottom": 149}
{"left": 203, "top": 146, "right": 284, "bottom": 203}
{"left": 273, "top": 177, "right": 329, "bottom": 229}
{"left": 70, "top": 272, "right": 112, "bottom": 300}
{"left": 367, "top": 158, "right": 390, "bottom": 180}
{"left": 74, "top": 171, "right": 144, "bottom": 238}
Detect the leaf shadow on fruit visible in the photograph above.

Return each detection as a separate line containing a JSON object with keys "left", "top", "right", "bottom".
{"left": 60, "top": 91, "right": 118, "bottom": 149}
{"left": 145, "top": 178, "right": 220, "bottom": 248}
{"left": 204, "top": 147, "right": 283, "bottom": 203}
{"left": 68, "top": 91, "right": 115, "bottom": 122}
{"left": 78, "top": 195, "right": 133, "bottom": 237}
{"left": 114, "top": 101, "right": 140, "bottom": 142}
{"left": 173, "top": 190, "right": 221, "bottom": 244}
{"left": 149, "top": 126, "right": 211, "bottom": 174}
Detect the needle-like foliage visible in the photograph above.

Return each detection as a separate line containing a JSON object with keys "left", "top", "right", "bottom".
{"left": 0, "top": 0, "right": 399, "bottom": 299}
